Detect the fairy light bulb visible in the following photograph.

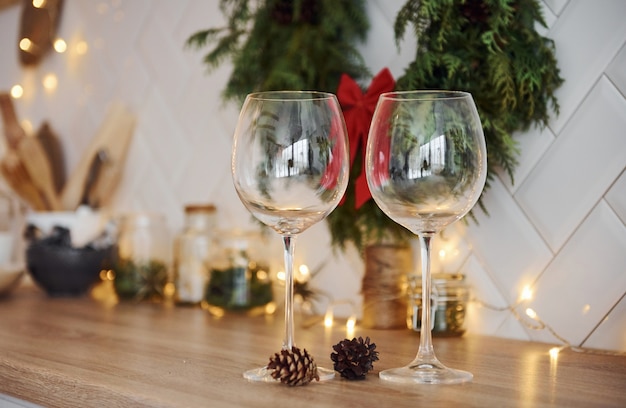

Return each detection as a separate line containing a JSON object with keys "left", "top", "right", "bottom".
{"left": 324, "top": 308, "right": 334, "bottom": 328}
{"left": 297, "top": 264, "right": 310, "bottom": 282}
{"left": 346, "top": 315, "right": 356, "bottom": 337}
{"left": 19, "top": 38, "right": 33, "bottom": 52}
{"left": 32, "top": 0, "right": 47, "bottom": 8}
{"left": 549, "top": 347, "right": 560, "bottom": 359}
{"left": 525, "top": 308, "right": 537, "bottom": 319}
{"left": 54, "top": 38, "right": 67, "bottom": 53}
{"left": 10, "top": 85, "right": 23, "bottom": 99}
{"left": 520, "top": 285, "right": 533, "bottom": 301}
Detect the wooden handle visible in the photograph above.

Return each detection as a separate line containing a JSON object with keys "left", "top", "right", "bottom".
{"left": 0, "top": 151, "right": 47, "bottom": 211}
{"left": 16, "top": 136, "right": 62, "bottom": 211}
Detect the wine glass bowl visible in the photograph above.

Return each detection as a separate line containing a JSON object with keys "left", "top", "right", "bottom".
{"left": 366, "top": 90, "right": 487, "bottom": 384}
{"left": 231, "top": 91, "right": 349, "bottom": 382}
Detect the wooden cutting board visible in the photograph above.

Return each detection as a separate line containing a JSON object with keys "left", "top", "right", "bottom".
{"left": 60, "top": 103, "right": 136, "bottom": 210}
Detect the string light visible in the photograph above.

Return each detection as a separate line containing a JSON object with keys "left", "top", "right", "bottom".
{"left": 549, "top": 346, "right": 562, "bottom": 359}
{"left": 288, "top": 261, "right": 618, "bottom": 355}
{"left": 53, "top": 38, "right": 67, "bottom": 53}
{"left": 469, "top": 285, "right": 626, "bottom": 356}
{"left": 346, "top": 315, "right": 356, "bottom": 338}
{"left": 10, "top": 85, "right": 23, "bottom": 99}
{"left": 520, "top": 285, "right": 533, "bottom": 301}
{"left": 19, "top": 38, "right": 33, "bottom": 52}
{"left": 324, "top": 308, "right": 334, "bottom": 328}
{"left": 438, "top": 249, "right": 446, "bottom": 260}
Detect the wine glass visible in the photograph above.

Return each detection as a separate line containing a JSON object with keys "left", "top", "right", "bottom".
{"left": 365, "top": 90, "right": 487, "bottom": 384}
{"left": 232, "top": 91, "right": 349, "bottom": 382}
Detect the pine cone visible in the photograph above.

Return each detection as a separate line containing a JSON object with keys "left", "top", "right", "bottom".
{"left": 267, "top": 346, "right": 320, "bottom": 386}
{"left": 330, "top": 336, "right": 379, "bottom": 380}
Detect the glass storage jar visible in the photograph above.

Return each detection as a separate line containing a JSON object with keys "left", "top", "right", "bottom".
{"left": 202, "top": 230, "right": 274, "bottom": 316}
{"left": 406, "top": 273, "right": 469, "bottom": 336}
{"left": 113, "top": 212, "right": 171, "bottom": 301}
{"left": 173, "top": 204, "right": 217, "bottom": 305}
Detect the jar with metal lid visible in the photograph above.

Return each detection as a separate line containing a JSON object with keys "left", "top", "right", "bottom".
{"left": 113, "top": 212, "right": 171, "bottom": 301}
{"left": 173, "top": 204, "right": 217, "bottom": 305}
{"left": 406, "top": 273, "right": 469, "bottom": 336}
{"left": 202, "top": 230, "right": 274, "bottom": 316}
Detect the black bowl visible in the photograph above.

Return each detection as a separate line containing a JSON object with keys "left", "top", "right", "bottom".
{"left": 26, "top": 242, "right": 112, "bottom": 297}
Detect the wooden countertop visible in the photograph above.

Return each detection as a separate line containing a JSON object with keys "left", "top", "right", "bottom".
{"left": 1, "top": 284, "right": 625, "bottom": 408}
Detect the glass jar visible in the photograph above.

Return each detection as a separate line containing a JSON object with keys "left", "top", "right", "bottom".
{"left": 202, "top": 230, "right": 274, "bottom": 316}
{"left": 113, "top": 213, "right": 171, "bottom": 301}
{"left": 406, "top": 273, "right": 469, "bottom": 336}
{"left": 173, "top": 204, "right": 217, "bottom": 305}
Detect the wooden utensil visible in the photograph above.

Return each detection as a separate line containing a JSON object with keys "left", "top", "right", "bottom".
{"left": 36, "top": 121, "right": 65, "bottom": 194}
{"left": 79, "top": 148, "right": 108, "bottom": 208}
{"left": 0, "top": 92, "right": 55, "bottom": 210}
{"left": 0, "top": 93, "right": 26, "bottom": 149}
{"left": 16, "top": 135, "right": 62, "bottom": 211}
{"left": 61, "top": 103, "right": 135, "bottom": 210}
{"left": 0, "top": 150, "right": 46, "bottom": 211}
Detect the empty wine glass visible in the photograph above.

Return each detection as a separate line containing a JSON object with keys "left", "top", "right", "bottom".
{"left": 232, "top": 91, "right": 349, "bottom": 382}
{"left": 365, "top": 90, "right": 487, "bottom": 384}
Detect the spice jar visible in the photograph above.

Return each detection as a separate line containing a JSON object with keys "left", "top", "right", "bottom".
{"left": 406, "top": 273, "right": 469, "bottom": 336}
{"left": 202, "top": 230, "right": 274, "bottom": 316}
{"left": 113, "top": 213, "right": 171, "bottom": 301}
{"left": 173, "top": 204, "right": 217, "bottom": 305}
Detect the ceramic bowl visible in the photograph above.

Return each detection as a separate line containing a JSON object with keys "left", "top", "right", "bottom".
{"left": 26, "top": 241, "right": 112, "bottom": 297}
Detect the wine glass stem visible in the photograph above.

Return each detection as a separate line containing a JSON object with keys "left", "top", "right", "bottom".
{"left": 282, "top": 234, "right": 296, "bottom": 350}
{"left": 417, "top": 233, "right": 436, "bottom": 362}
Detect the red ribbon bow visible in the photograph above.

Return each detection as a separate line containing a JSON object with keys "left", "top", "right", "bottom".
{"left": 337, "top": 68, "right": 395, "bottom": 209}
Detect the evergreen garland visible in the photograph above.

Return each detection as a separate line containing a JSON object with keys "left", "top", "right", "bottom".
{"left": 394, "top": 0, "right": 563, "bottom": 206}
{"left": 186, "top": 0, "right": 370, "bottom": 102}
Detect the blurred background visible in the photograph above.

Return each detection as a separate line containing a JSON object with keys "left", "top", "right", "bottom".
{"left": 0, "top": 0, "right": 624, "bottom": 352}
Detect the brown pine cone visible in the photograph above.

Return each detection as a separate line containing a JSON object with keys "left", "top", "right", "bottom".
{"left": 330, "top": 336, "right": 379, "bottom": 380}
{"left": 267, "top": 346, "right": 320, "bottom": 386}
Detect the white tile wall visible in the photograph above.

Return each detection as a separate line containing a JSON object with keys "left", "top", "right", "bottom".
{"left": 516, "top": 76, "right": 626, "bottom": 252}
{"left": 0, "top": 0, "right": 624, "bottom": 352}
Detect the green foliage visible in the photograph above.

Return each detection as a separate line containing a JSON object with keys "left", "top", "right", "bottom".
{"left": 188, "top": 0, "right": 563, "bottom": 253}
{"left": 394, "top": 0, "right": 563, "bottom": 199}
{"left": 186, "top": 0, "right": 370, "bottom": 103}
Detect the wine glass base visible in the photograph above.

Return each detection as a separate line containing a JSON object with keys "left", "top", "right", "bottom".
{"left": 243, "top": 366, "right": 335, "bottom": 383}
{"left": 379, "top": 362, "right": 472, "bottom": 385}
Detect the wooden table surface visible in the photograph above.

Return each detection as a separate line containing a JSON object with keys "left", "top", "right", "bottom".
{"left": 1, "top": 284, "right": 625, "bottom": 408}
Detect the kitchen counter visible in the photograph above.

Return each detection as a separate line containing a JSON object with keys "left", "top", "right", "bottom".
{"left": 1, "top": 284, "right": 625, "bottom": 407}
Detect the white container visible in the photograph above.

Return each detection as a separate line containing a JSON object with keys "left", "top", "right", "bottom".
{"left": 173, "top": 204, "right": 217, "bottom": 305}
